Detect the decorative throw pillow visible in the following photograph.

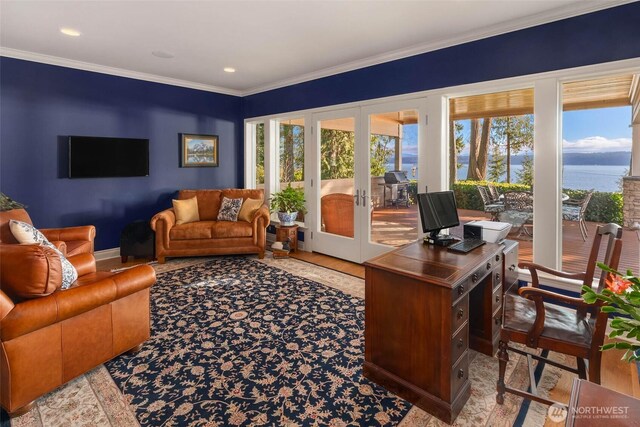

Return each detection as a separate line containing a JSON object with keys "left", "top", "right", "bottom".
{"left": 217, "top": 197, "right": 243, "bottom": 221}
{"left": 238, "top": 198, "right": 263, "bottom": 222}
{"left": 9, "top": 220, "right": 78, "bottom": 289}
{"left": 173, "top": 197, "right": 200, "bottom": 225}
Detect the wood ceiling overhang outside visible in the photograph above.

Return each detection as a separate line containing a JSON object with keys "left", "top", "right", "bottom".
{"left": 450, "top": 74, "right": 636, "bottom": 121}
{"left": 277, "top": 75, "right": 636, "bottom": 133}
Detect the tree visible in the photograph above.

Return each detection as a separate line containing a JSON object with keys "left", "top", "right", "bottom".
{"left": 491, "top": 115, "right": 533, "bottom": 183}
{"left": 449, "top": 120, "right": 465, "bottom": 186}
{"left": 320, "top": 129, "right": 355, "bottom": 179}
{"left": 279, "top": 124, "right": 304, "bottom": 183}
{"left": 467, "top": 118, "right": 492, "bottom": 181}
{"left": 256, "top": 123, "right": 265, "bottom": 184}
{"left": 516, "top": 155, "right": 534, "bottom": 187}
{"left": 370, "top": 134, "right": 395, "bottom": 177}
{"left": 487, "top": 144, "right": 506, "bottom": 182}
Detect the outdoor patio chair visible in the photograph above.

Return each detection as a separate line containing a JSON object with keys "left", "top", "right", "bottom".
{"left": 487, "top": 183, "right": 501, "bottom": 203}
{"left": 477, "top": 185, "right": 504, "bottom": 221}
{"left": 562, "top": 191, "right": 593, "bottom": 241}
{"left": 321, "top": 193, "right": 354, "bottom": 238}
{"left": 499, "top": 191, "right": 533, "bottom": 238}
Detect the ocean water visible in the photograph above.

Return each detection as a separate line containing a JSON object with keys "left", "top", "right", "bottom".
{"left": 388, "top": 163, "right": 627, "bottom": 192}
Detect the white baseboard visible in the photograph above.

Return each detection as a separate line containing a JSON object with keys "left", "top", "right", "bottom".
{"left": 94, "top": 247, "right": 120, "bottom": 261}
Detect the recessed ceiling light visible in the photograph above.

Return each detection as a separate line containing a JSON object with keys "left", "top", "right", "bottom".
{"left": 60, "top": 27, "right": 81, "bottom": 37}
{"left": 152, "top": 50, "right": 174, "bottom": 59}
{"left": 224, "top": 67, "right": 236, "bottom": 73}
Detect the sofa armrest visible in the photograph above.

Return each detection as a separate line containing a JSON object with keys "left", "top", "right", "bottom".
{"left": 0, "top": 244, "right": 63, "bottom": 300}
{"left": 252, "top": 204, "right": 270, "bottom": 226}
{"left": 41, "top": 225, "right": 96, "bottom": 253}
{"left": 0, "top": 265, "right": 155, "bottom": 342}
{"left": 150, "top": 209, "right": 176, "bottom": 231}
{"left": 0, "top": 291, "right": 14, "bottom": 322}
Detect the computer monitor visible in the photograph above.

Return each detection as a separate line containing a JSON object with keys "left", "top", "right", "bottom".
{"left": 417, "top": 191, "right": 460, "bottom": 240}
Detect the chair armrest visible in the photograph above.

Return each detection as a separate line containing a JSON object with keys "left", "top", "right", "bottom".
{"left": 518, "top": 286, "right": 592, "bottom": 308}
{"left": 519, "top": 261, "right": 585, "bottom": 287}
{"left": 1, "top": 265, "right": 155, "bottom": 341}
{"left": 41, "top": 225, "right": 96, "bottom": 247}
{"left": 0, "top": 291, "right": 14, "bottom": 322}
{"left": 50, "top": 240, "right": 67, "bottom": 256}
{"left": 0, "top": 244, "right": 63, "bottom": 300}
{"left": 68, "top": 253, "right": 97, "bottom": 276}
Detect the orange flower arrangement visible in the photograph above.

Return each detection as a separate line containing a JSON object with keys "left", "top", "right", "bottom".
{"left": 582, "top": 263, "right": 639, "bottom": 362}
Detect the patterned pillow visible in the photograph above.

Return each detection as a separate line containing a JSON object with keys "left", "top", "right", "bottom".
{"left": 9, "top": 220, "right": 78, "bottom": 289}
{"left": 217, "top": 197, "right": 243, "bottom": 221}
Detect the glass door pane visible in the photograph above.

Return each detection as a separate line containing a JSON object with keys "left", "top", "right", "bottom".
{"left": 369, "top": 109, "right": 419, "bottom": 247}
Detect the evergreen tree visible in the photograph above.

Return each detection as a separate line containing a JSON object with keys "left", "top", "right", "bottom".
{"left": 516, "top": 155, "right": 534, "bottom": 187}
{"left": 320, "top": 129, "right": 355, "bottom": 179}
{"left": 490, "top": 115, "right": 533, "bottom": 183}
{"left": 487, "top": 144, "right": 506, "bottom": 182}
{"left": 256, "top": 123, "right": 265, "bottom": 184}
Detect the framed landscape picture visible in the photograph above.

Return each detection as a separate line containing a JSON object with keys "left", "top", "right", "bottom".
{"left": 180, "top": 133, "right": 219, "bottom": 167}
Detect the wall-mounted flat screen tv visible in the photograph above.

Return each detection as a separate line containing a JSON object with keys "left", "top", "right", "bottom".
{"left": 68, "top": 136, "right": 149, "bottom": 178}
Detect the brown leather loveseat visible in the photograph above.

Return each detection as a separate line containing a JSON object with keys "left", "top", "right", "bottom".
{"left": 150, "top": 189, "right": 270, "bottom": 263}
{"left": 0, "top": 209, "right": 156, "bottom": 416}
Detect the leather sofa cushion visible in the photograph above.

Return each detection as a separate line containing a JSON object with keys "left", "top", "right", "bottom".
{"left": 179, "top": 190, "right": 222, "bottom": 221}
{"left": 170, "top": 222, "right": 215, "bottom": 240}
{"left": 211, "top": 221, "right": 253, "bottom": 238}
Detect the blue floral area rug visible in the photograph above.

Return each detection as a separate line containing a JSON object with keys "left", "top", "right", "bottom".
{"left": 105, "top": 256, "right": 410, "bottom": 426}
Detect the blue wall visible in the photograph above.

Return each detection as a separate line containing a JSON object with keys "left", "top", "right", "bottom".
{"left": 243, "top": 3, "right": 640, "bottom": 118}
{"left": 0, "top": 57, "right": 243, "bottom": 250}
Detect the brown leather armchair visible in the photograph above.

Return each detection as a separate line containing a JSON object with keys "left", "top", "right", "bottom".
{"left": 0, "top": 209, "right": 156, "bottom": 416}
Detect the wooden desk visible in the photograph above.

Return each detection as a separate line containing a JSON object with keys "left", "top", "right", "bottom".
{"left": 567, "top": 379, "right": 640, "bottom": 426}
{"left": 364, "top": 241, "right": 504, "bottom": 423}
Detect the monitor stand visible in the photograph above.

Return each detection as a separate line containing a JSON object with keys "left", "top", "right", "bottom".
{"left": 423, "top": 230, "right": 457, "bottom": 247}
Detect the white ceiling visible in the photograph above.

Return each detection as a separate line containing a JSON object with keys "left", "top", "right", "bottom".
{"left": 0, "top": 0, "right": 630, "bottom": 96}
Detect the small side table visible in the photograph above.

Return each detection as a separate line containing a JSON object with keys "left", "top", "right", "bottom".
{"left": 276, "top": 225, "right": 298, "bottom": 252}
{"left": 120, "top": 220, "right": 155, "bottom": 263}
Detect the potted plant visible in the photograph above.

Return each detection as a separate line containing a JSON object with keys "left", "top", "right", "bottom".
{"left": 270, "top": 185, "right": 307, "bottom": 226}
{"left": 582, "top": 263, "right": 640, "bottom": 362}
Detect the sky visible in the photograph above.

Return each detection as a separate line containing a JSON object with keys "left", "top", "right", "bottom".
{"left": 398, "top": 105, "right": 632, "bottom": 158}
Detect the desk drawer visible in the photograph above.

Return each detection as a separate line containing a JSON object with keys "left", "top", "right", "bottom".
{"left": 492, "top": 307, "right": 503, "bottom": 338}
{"left": 451, "top": 352, "right": 469, "bottom": 400}
{"left": 491, "top": 285, "right": 502, "bottom": 314}
{"left": 451, "top": 322, "right": 468, "bottom": 365}
{"left": 451, "top": 294, "right": 469, "bottom": 334}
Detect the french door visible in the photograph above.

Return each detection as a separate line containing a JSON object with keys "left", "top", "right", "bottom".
{"left": 309, "top": 100, "right": 424, "bottom": 263}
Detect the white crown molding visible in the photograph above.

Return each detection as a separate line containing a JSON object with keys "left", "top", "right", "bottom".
{"left": 0, "top": 47, "right": 243, "bottom": 97}
{"left": 0, "top": 1, "right": 633, "bottom": 97}
{"left": 241, "top": 0, "right": 634, "bottom": 96}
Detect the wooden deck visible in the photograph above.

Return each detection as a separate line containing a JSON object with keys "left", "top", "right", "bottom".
{"left": 371, "top": 205, "right": 639, "bottom": 274}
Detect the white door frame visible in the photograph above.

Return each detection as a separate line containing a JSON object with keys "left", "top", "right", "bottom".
{"left": 310, "top": 108, "right": 362, "bottom": 262}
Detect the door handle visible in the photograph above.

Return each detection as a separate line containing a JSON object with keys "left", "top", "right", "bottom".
{"left": 354, "top": 189, "right": 360, "bottom": 207}
{"left": 361, "top": 190, "right": 367, "bottom": 207}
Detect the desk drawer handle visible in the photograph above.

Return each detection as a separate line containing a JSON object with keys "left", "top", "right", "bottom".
{"left": 486, "top": 262, "right": 492, "bottom": 270}
{"left": 495, "top": 295, "right": 500, "bottom": 303}
{"left": 495, "top": 273, "right": 501, "bottom": 282}
{"left": 457, "top": 338, "right": 464, "bottom": 348}
{"left": 457, "top": 308, "right": 464, "bottom": 319}
{"left": 495, "top": 316, "right": 502, "bottom": 325}
{"left": 472, "top": 273, "right": 479, "bottom": 283}
{"left": 495, "top": 254, "right": 501, "bottom": 262}
{"left": 458, "top": 285, "right": 464, "bottom": 295}
{"left": 457, "top": 369, "right": 465, "bottom": 379}
{"left": 509, "top": 264, "right": 516, "bottom": 271}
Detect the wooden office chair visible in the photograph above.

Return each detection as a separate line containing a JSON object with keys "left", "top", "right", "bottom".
{"left": 496, "top": 222, "right": 623, "bottom": 407}
{"left": 321, "top": 193, "right": 354, "bottom": 238}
